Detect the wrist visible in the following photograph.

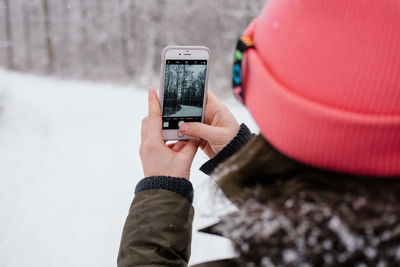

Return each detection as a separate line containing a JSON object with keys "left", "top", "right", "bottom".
{"left": 200, "top": 123, "right": 253, "bottom": 175}
{"left": 143, "top": 165, "right": 190, "bottom": 180}
{"left": 216, "top": 124, "right": 241, "bottom": 154}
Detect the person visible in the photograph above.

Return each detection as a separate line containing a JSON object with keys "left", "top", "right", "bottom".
{"left": 118, "top": 0, "right": 400, "bottom": 266}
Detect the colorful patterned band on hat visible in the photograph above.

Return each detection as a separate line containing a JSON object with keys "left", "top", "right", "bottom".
{"left": 232, "top": 35, "right": 254, "bottom": 104}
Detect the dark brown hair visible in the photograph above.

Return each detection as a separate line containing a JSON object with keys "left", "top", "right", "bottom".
{"left": 212, "top": 135, "right": 400, "bottom": 266}
{"left": 214, "top": 135, "right": 400, "bottom": 205}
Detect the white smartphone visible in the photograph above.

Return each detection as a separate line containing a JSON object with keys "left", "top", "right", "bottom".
{"left": 160, "top": 46, "right": 210, "bottom": 140}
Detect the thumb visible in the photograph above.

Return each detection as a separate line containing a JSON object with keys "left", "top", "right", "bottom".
{"left": 180, "top": 122, "right": 224, "bottom": 143}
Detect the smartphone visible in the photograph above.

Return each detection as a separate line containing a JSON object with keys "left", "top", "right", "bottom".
{"left": 160, "top": 46, "right": 210, "bottom": 140}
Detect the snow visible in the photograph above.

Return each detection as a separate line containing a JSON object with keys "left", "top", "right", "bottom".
{"left": 283, "top": 249, "right": 298, "bottom": 264}
{"left": 328, "top": 215, "right": 362, "bottom": 252}
{"left": 169, "top": 104, "right": 202, "bottom": 117}
{"left": 0, "top": 69, "right": 259, "bottom": 267}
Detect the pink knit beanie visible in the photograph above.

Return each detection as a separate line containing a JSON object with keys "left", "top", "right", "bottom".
{"left": 240, "top": 0, "right": 400, "bottom": 176}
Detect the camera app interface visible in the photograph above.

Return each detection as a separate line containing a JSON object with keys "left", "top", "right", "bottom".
{"left": 162, "top": 60, "right": 207, "bottom": 129}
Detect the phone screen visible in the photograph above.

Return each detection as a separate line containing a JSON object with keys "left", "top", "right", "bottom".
{"left": 162, "top": 59, "right": 207, "bottom": 129}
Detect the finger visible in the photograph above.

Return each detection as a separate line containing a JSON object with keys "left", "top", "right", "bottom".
{"left": 180, "top": 138, "right": 200, "bottom": 159}
{"left": 207, "top": 91, "right": 227, "bottom": 109}
{"left": 170, "top": 141, "right": 187, "bottom": 152}
{"left": 179, "top": 122, "right": 225, "bottom": 143}
{"left": 141, "top": 117, "right": 147, "bottom": 142}
{"left": 167, "top": 142, "right": 178, "bottom": 149}
{"left": 199, "top": 139, "right": 208, "bottom": 150}
{"left": 148, "top": 87, "right": 161, "bottom": 117}
{"left": 203, "top": 92, "right": 216, "bottom": 124}
{"left": 203, "top": 91, "right": 225, "bottom": 123}
{"left": 207, "top": 90, "right": 217, "bottom": 103}
{"left": 141, "top": 115, "right": 163, "bottom": 141}
{"left": 143, "top": 87, "right": 163, "bottom": 140}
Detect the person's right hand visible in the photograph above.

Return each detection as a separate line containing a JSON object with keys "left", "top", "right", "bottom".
{"left": 179, "top": 91, "right": 240, "bottom": 158}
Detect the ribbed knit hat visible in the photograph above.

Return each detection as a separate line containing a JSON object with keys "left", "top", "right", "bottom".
{"left": 240, "top": 0, "right": 400, "bottom": 176}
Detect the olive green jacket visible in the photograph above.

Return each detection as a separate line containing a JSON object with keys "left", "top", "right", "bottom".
{"left": 118, "top": 189, "right": 194, "bottom": 266}
{"left": 117, "top": 187, "right": 239, "bottom": 267}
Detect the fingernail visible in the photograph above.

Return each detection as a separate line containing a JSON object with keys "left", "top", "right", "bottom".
{"left": 180, "top": 124, "right": 188, "bottom": 132}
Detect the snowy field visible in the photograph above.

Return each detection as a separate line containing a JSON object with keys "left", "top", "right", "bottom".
{"left": 0, "top": 69, "right": 258, "bottom": 267}
{"left": 170, "top": 104, "right": 202, "bottom": 117}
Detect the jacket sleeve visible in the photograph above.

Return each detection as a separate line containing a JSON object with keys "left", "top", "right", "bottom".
{"left": 200, "top": 123, "right": 253, "bottom": 175}
{"left": 118, "top": 177, "right": 194, "bottom": 267}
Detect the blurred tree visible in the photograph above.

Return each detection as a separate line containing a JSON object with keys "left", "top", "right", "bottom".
{"left": 3, "top": 0, "right": 14, "bottom": 69}
{"left": 118, "top": 0, "right": 135, "bottom": 76}
{"left": 22, "top": 3, "right": 32, "bottom": 70}
{"left": 41, "top": 0, "right": 54, "bottom": 73}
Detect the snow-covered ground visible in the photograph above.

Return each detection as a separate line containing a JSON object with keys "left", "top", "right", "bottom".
{"left": 0, "top": 69, "right": 258, "bottom": 267}
{"left": 170, "top": 104, "right": 202, "bottom": 117}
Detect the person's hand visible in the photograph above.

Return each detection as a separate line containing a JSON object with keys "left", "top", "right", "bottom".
{"left": 140, "top": 88, "right": 199, "bottom": 180}
{"left": 179, "top": 91, "right": 240, "bottom": 158}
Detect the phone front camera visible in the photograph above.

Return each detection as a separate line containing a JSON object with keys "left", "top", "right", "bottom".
{"left": 179, "top": 53, "right": 181, "bottom": 55}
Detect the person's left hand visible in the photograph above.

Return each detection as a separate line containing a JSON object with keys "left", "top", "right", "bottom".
{"left": 139, "top": 87, "right": 200, "bottom": 180}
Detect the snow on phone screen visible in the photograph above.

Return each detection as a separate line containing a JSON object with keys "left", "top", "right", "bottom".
{"left": 162, "top": 59, "right": 207, "bottom": 129}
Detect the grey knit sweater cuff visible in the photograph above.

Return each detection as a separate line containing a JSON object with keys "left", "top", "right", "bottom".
{"left": 135, "top": 176, "right": 194, "bottom": 203}
{"left": 200, "top": 123, "right": 253, "bottom": 175}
